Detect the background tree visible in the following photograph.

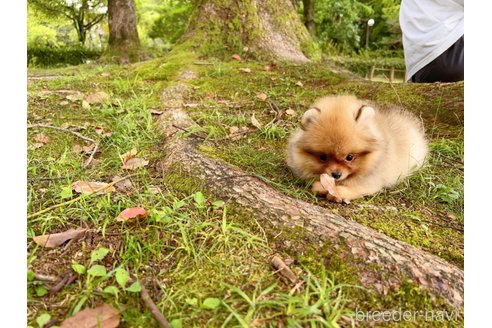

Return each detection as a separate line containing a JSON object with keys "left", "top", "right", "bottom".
{"left": 302, "top": 0, "right": 315, "bottom": 36}
{"left": 147, "top": 0, "right": 194, "bottom": 48}
{"left": 180, "top": 0, "right": 320, "bottom": 62}
{"left": 107, "top": 0, "right": 141, "bottom": 62}
{"left": 312, "top": 0, "right": 373, "bottom": 53}
{"left": 359, "top": 0, "right": 402, "bottom": 52}
{"left": 29, "top": 0, "right": 107, "bottom": 45}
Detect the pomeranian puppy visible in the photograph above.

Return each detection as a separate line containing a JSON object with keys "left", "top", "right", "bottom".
{"left": 287, "top": 95, "right": 428, "bottom": 202}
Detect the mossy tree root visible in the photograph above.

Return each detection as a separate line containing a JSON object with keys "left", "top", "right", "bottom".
{"left": 156, "top": 81, "right": 464, "bottom": 310}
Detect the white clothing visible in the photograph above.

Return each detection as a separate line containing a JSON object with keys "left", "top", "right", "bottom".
{"left": 399, "top": 0, "right": 464, "bottom": 81}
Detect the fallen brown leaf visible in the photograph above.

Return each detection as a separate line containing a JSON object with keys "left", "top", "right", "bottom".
{"left": 95, "top": 127, "right": 112, "bottom": 137}
{"left": 66, "top": 94, "right": 84, "bottom": 102}
{"left": 150, "top": 109, "right": 164, "bottom": 115}
{"left": 122, "top": 157, "right": 149, "bottom": 170}
{"left": 33, "top": 228, "right": 86, "bottom": 248}
{"left": 238, "top": 68, "right": 251, "bottom": 73}
{"left": 71, "top": 144, "right": 96, "bottom": 155}
{"left": 122, "top": 148, "right": 138, "bottom": 163}
{"left": 285, "top": 109, "right": 297, "bottom": 117}
{"left": 72, "top": 181, "right": 116, "bottom": 194}
{"left": 256, "top": 93, "right": 268, "bottom": 101}
{"left": 232, "top": 54, "right": 242, "bottom": 61}
{"left": 60, "top": 304, "right": 120, "bottom": 328}
{"left": 320, "top": 173, "right": 340, "bottom": 199}
{"left": 116, "top": 207, "right": 147, "bottom": 222}
{"left": 148, "top": 186, "right": 162, "bottom": 194}
{"left": 250, "top": 113, "right": 263, "bottom": 129}
{"left": 121, "top": 148, "right": 148, "bottom": 169}
{"left": 29, "top": 143, "right": 45, "bottom": 150}
{"left": 82, "top": 100, "right": 91, "bottom": 109}
{"left": 84, "top": 91, "right": 110, "bottom": 105}
{"left": 101, "top": 72, "right": 111, "bottom": 77}
{"left": 33, "top": 133, "right": 51, "bottom": 144}
{"left": 295, "top": 81, "right": 304, "bottom": 87}
{"left": 87, "top": 158, "right": 101, "bottom": 168}
{"left": 112, "top": 175, "right": 133, "bottom": 193}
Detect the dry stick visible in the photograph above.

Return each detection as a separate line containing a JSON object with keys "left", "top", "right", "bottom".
{"left": 27, "top": 174, "right": 138, "bottom": 219}
{"left": 33, "top": 273, "right": 59, "bottom": 283}
{"left": 171, "top": 124, "right": 206, "bottom": 140}
{"left": 264, "top": 99, "right": 283, "bottom": 127}
{"left": 28, "top": 124, "right": 99, "bottom": 168}
{"left": 49, "top": 271, "right": 71, "bottom": 295}
{"left": 129, "top": 274, "right": 171, "bottom": 328}
{"left": 270, "top": 254, "right": 299, "bottom": 284}
{"left": 140, "top": 282, "right": 172, "bottom": 328}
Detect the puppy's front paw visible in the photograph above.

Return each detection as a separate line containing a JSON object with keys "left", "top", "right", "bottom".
{"left": 333, "top": 186, "right": 356, "bottom": 203}
{"left": 311, "top": 181, "right": 328, "bottom": 195}
{"left": 326, "top": 193, "right": 343, "bottom": 203}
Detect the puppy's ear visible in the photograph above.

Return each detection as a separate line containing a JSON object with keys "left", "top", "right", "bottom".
{"left": 300, "top": 107, "right": 320, "bottom": 130}
{"left": 354, "top": 105, "right": 375, "bottom": 125}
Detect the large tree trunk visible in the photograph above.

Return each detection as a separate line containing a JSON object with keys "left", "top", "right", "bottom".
{"left": 302, "top": 0, "right": 315, "bottom": 36}
{"left": 107, "top": 0, "right": 141, "bottom": 62}
{"left": 181, "top": 0, "right": 320, "bottom": 63}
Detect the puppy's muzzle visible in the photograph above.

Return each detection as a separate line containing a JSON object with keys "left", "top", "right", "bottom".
{"left": 331, "top": 171, "right": 342, "bottom": 180}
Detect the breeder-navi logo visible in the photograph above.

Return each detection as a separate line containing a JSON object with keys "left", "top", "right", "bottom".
{"left": 355, "top": 308, "right": 458, "bottom": 322}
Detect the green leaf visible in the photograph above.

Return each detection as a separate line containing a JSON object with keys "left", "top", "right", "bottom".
{"left": 185, "top": 297, "right": 198, "bottom": 306}
{"left": 59, "top": 186, "right": 73, "bottom": 199}
{"left": 72, "top": 263, "right": 86, "bottom": 275}
{"left": 36, "top": 313, "right": 51, "bottom": 328}
{"left": 173, "top": 200, "right": 186, "bottom": 210}
{"left": 212, "top": 200, "right": 225, "bottom": 209}
{"left": 194, "top": 192, "right": 205, "bottom": 208}
{"left": 115, "top": 268, "right": 129, "bottom": 288}
{"left": 87, "top": 264, "right": 107, "bottom": 277}
{"left": 90, "top": 247, "right": 109, "bottom": 264}
{"left": 27, "top": 270, "right": 35, "bottom": 282}
{"left": 171, "top": 318, "right": 183, "bottom": 328}
{"left": 36, "top": 285, "right": 49, "bottom": 297}
{"left": 125, "top": 281, "right": 141, "bottom": 293}
{"left": 72, "top": 296, "right": 87, "bottom": 315}
{"left": 201, "top": 297, "right": 221, "bottom": 310}
{"left": 103, "top": 285, "right": 119, "bottom": 295}
{"left": 153, "top": 209, "right": 172, "bottom": 224}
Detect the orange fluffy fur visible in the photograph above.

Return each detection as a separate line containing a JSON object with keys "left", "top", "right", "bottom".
{"left": 287, "top": 95, "right": 428, "bottom": 202}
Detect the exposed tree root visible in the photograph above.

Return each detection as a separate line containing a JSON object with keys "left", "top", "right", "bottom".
{"left": 156, "top": 78, "right": 464, "bottom": 309}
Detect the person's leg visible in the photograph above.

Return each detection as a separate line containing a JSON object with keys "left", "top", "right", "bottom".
{"left": 411, "top": 35, "right": 464, "bottom": 83}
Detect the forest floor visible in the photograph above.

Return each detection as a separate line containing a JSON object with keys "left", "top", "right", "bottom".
{"left": 27, "top": 48, "right": 463, "bottom": 327}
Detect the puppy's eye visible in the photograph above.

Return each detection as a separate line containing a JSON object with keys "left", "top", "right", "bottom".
{"left": 319, "top": 154, "right": 328, "bottom": 162}
{"left": 345, "top": 154, "right": 354, "bottom": 162}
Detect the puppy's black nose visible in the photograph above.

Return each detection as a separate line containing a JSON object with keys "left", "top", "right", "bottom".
{"left": 331, "top": 171, "right": 342, "bottom": 180}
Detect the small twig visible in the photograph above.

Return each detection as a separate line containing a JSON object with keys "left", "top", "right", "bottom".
{"left": 44, "top": 319, "right": 59, "bottom": 328}
{"left": 28, "top": 176, "right": 70, "bottom": 182}
{"left": 28, "top": 124, "right": 99, "bottom": 167}
{"left": 171, "top": 124, "right": 207, "bottom": 140}
{"left": 49, "top": 271, "right": 71, "bottom": 295}
{"left": 264, "top": 99, "right": 283, "bottom": 127}
{"left": 270, "top": 254, "right": 299, "bottom": 284}
{"left": 289, "top": 280, "right": 305, "bottom": 294}
{"left": 129, "top": 274, "right": 171, "bottom": 328}
{"left": 409, "top": 217, "right": 464, "bottom": 233}
{"left": 28, "top": 174, "right": 139, "bottom": 219}
{"left": 213, "top": 129, "right": 255, "bottom": 142}
{"left": 33, "top": 273, "right": 59, "bottom": 283}
{"left": 192, "top": 62, "right": 214, "bottom": 66}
